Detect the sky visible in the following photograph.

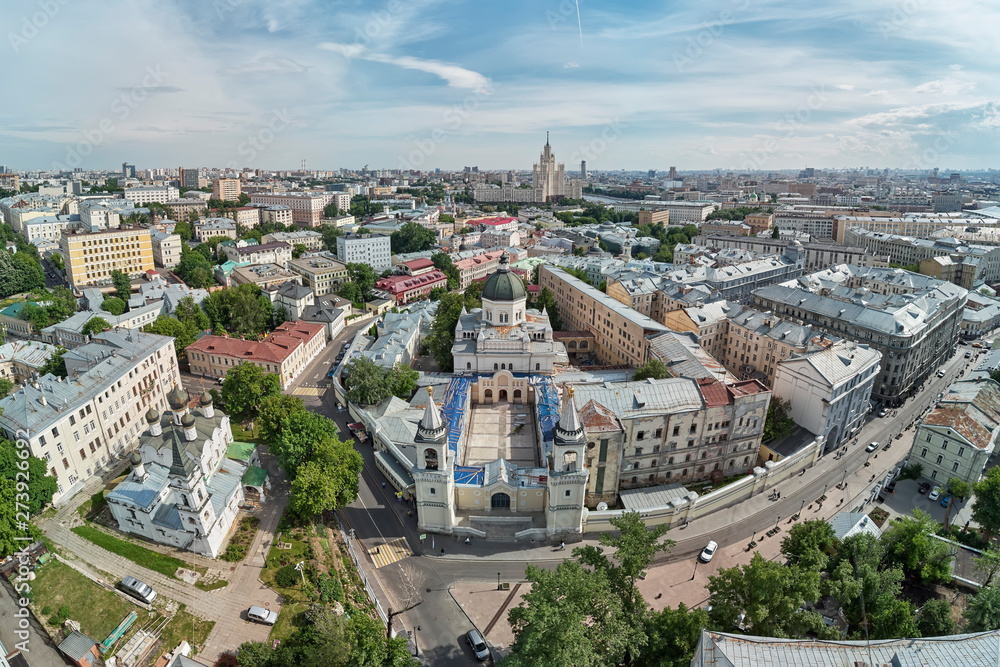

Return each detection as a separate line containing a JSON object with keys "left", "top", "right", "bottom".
{"left": 2, "top": 0, "right": 998, "bottom": 172}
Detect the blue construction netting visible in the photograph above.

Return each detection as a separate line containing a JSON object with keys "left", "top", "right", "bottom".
{"left": 442, "top": 376, "right": 473, "bottom": 459}
{"left": 535, "top": 377, "right": 560, "bottom": 458}
{"left": 454, "top": 465, "right": 485, "bottom": 485}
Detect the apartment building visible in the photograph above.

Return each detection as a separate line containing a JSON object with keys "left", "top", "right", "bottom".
{"left": 231, "top": 263, "right": 299, "bottom": 290}
{"left": 150, "top": 230, "right": 181, "bottom": 269}
{"left": 454, "top": 250, "right": 504, "bottom": 289}
{"left": 772, "top": 340, "right": 881, "bottom": 452}
{"left": 261, "top": 204, "right": 293, "bottom": 226}
{"left": 230, "top": 206, "right": 260, "bottom": 228}
{"left": 212, "top": 178, "right": 241, "bottom": 202}
{"left": 539, "top": 265, "right": 670, "bottom": 366}
{"left": 178, "top": 167, "right": 200, "bottom": 189}
{"left": 249, "top": 193, "right": 327, "bottom": 227}
{"left": 20, "top": 215, "right": 72, "bottom": 242}
{"left": 287, "top": 255, "right": 349, "bottom": 296}
{"left": 911, "top": 379, "right": 1000, "bottom": 486}
{"left": 608, "top": 200, "right": 716, "bottom": 222}
{"left": 846, "top": 228, "right": 1000, "bottom": 284}
{"left": 123, "top": 186, "right": 179, "bottom": 205}
{"left": 222, "top": 241, "right": 292, "bottom": 267}
{"left": 752, "top": 265, "right": 968, "bottom": 405}
{"left": 194, "top": 218, "right": 238, "bottom": 241}
{"left": 61, "top": 227, "right": 154, "bottom": 287}
{"left": 325, "top": 192, "right": 351, "bottom": 214}
{"left": 162, "top": 199, "right": 208, "bottom": 220}
{"left": 745, "top": 212, "right": 774, "bottom": 235}
{"left": 637, "top": 209, "right": 670, "bottom": 226}
{"left": 0, "top": 172, "right": 20, "bottom": 192}
{"left": 692, "top": 234, "right": 888, "bottom": 272}
{"left": 186, "top": 321, "right": 326, "bottom": 389}
{"left": 336, "top": 234, "right": 392, "bottom": 272}
{"left": 262, "top": 230, "right": 324, "bottom": 251}
{"left": 0, "top": 330, "right": 180, "bottom": 504}
{"left": 0, "top": 340, "right": 59, "bottom": 386}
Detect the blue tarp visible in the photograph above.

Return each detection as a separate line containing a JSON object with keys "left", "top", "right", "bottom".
{"left": 535, "top": 377, "right": 560, "bottom": 461}
{"left": 454, "top": 465, "right": 484, "bottom": 485}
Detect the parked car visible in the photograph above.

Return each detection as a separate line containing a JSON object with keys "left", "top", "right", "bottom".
{"left": 699, "top": 541, "right": 718, "bottom": 563}
{"left": 918, "top": 482, "right": 931, "bottom": 494}
{"left": 929, "top": 487, "right": 942, "bottom": 501}
{"left": 248, "top": 606, "right": 278, "bottom": 625}
{"left": 941, "top": 495, "right": 951, "bottom": 508}
{"left": 466, "top": 629, "right": 490, "bottom": 661}
{"left": 119, "top": 576, "right": 156, "bottom": 604}
{"left": 966, "top": 351, "right": 973, "bottom": 358}
{"left": 878, "top": 408, "right": 889, "bottom": 418}
{"left": 865, "top": 442, "right": 879, "bottom": 453}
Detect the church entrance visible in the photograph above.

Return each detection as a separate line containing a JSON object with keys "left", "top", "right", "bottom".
{"left": 499, "top": 389, "right": 508, "bottom": 402}
{"left": 491, "top": 492, "right": 511, "bottom": 510}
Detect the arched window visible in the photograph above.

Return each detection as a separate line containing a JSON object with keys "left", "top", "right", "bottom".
{"left": 485, "top": 389, "right": 493, "bottom": 399}
{"left": 494, "top": 363, "right": 499, "bottom": 370}
{"left": 467, "top": 362, "right": 472, "bottom": 370}
{"left": 535, "top": 363, "right": 540, "bottom": 370}
{"left": 486, "top": 311, "right": 492, "bottom": 321}
{"left": 562, "top": 450, "right": 578, "bottom": 472}
{"left": 423, "top": 448, "right": 439, "bottom": 470}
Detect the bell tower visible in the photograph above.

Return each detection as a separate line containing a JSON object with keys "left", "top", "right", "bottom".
{"left": 546, "top": 386, "right": 589, "bottom": 537}
{"left": 412, "top": 387, "right": 456, "bottom": 534}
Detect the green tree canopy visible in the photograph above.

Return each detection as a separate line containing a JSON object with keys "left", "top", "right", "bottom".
{"left": 81, "top": 316, "right": 112, "bottom": 338}
{"left": 763, "top": 397, "right": 796, "bottom": 441}
{"left": 632, "top": 359, "right": 670, "bottom": 382}
{"left": 38, "top": 347, "right": 68, "bottom": 378}
{"left": 344, "top": 357, "right": 392, "bottom": 406}
{"left": 916, "top": 598, "right": 954, "bottom": 637}
{"left": 292, "top": 243, "right": 307, "bottom": 259}
{"left": 346, "top": 263, "right": 377, "bottom": 302}
{"left": 144, "top": 316, "right": 196, "bottom": 354}
{"left": 220, "top": 361, "right": 282, "bottom": 422}
{"left": 781, "top": 519, "right": 837, "bottom": 572}
{"left": 966, "top": 584, "right": 1000, "bottom": 631}
{"left": 101, "top": 297, "right": 127, "bottom": 316}
{"left": 175, "top": 296, "right": 210, "bottom": 330}
{"left": 257, "top": 394, "right": 307, "bottom": 444}
{"left": 973, "top": 467, "right": 1000, "bottom": 540}
{"left": 0, "top": 438, "right": 57, "bottom": 515}
{"left": 273, "top": 411, "right": 340, "bottom": 476}
{"left": 175, "top": 249, "right": 215, "bottom": 288}
{"left": 201, "top": 283, "right": 273, "bottom": 336}
{"left": 637, "top": 603, "right": 710, "bottom": 667}
{"left": 881, "top": 509, "right": 954, "bottom": 583}
{"left": 111, "top": 269, "right": 132, "bottom": 303}
{"left": 288, "top": 436, "right": 363, "bottom": 519}
{"left": 19, "top": 302, "right": 50, "bottom": 330}
{"left": 0, "top": 378, "right": 12, "bottom": 399}
{"left": 390, "top": 222, "right": 437, "bottom": 254}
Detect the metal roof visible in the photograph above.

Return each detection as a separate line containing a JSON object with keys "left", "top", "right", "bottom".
{"left": 620, "top": 482, "right": 695, "bottom": 511}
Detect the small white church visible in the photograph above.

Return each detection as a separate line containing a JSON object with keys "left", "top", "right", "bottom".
{"left": 105, "top": 386, "right": 246, "bottom": 558}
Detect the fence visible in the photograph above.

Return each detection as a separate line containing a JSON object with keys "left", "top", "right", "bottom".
{"left": 333, "top": 515, "right": 392, "bottom": 631}
{"left": 583, "top": 436, "right": 823, "bottom": 533}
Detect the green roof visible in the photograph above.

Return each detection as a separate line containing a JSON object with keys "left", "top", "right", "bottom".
{"left": 242, "top": 464, "right": 268, "bottom": 487}
{"left": 1, "top": 301, "right": 33, "bottom": 318}
{"left": 482, "top": 255, "right": 526, "bottom": 302}
{"left": 227, "top": 441, "right": 257, "bottom": 462}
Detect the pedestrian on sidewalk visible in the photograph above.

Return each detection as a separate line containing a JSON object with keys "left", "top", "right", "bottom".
{"left": 560, "top": 540, "right": 565, "bottom": 550}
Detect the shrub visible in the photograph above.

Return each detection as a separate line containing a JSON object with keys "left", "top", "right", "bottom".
{"left": 220, "top": 544, "right": 247, "bottom": 562}
{"left": 275, "top": 564, "right": 298, "bottom": 588}
{"left": 318, "top": 574, "right": 344, "bottom": 604}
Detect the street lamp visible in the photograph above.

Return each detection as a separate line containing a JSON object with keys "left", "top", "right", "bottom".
{"left": 497, "top": 572, "right": 501, "bottom": 591}
{"left": 799, "top": 499, "right": 806, "bottom": 515}
{"left": 690, "top": 560, "right": 698, "bottom": 582}
{"left": 775, "top": 516, "right": 781, "bottom": 529}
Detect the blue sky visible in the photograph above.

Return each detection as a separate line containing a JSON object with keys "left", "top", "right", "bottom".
{"left": 2, "top": 0, "right": 998, "bottom": 171}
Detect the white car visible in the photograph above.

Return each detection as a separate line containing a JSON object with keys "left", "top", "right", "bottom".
{"left": 248, "top": 606, "right": 278, "bottom": 625}
{"left": 878, "top": 408, "right": 888, "bottom": 418}
{"left": 928, "top": 487, "right": 942, "bottom": 501}
{"left": 865, "top": 442, "right": 879, "bottom": 453}
{"left": 699, "top": 541, "right": 718, "bottom": 563}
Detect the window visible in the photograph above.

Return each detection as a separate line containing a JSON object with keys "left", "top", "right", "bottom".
{"left": 931, "top": 471, "right": 937, "bottom": 480}
{"left": 57, "top": 444, "right": 64, "bottom": 454}
{"left": 429, "top": 487, "right": 436, "bottom": 495}
{"left": 952, "top": 461, "right": 960, "bottom": 472}
{"left": 672, "top": 425, "right": 680, "bottom": 437}
{"left": 51, "top": 427, "right": 59, "bottom": 437}
{"left": 959, "top": 447, "right": 965, "bottom": 457}
{"left": 689, "top": 424, "right": 697, "bottom": 434}
{"left": 564, "top": 489, "right": 572, "bottom": 498}
{"left": 936, "top": 455, "right": 943, "bottom": 464}
{"left": 39, "top": 435, "right": 46, "bottom": 446}
{"left": 635, "top": 447, "right": 643, "bottom": 456}
{"left": 637, "top": 431, "right": 645, "bottom": 441}
{"left": 921, "top": 448, "right": 927, "bottom": 458}
{"left": 926, "top": 434, "right": 931, "bottom": 442}
{"left": 687, "top": 439, "right": 694, "bottom": 448}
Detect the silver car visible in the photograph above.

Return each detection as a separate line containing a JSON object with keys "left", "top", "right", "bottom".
{"left": 248, "top": 605, "right": 278, "bottom": 625}
{"left": 466, "top": 629, "right": 490, "bottom": 661}
{"left": 119, "top": 576, "right": 156, "bottom": 604}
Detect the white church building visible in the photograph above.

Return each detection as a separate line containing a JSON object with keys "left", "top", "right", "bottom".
{"left": 105, "top": 386, "right": 246, "bottom": 558}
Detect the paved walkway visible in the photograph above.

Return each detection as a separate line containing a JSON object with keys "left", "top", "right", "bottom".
{"left": 37, "top": 448, "right": 290, "bottom": 666}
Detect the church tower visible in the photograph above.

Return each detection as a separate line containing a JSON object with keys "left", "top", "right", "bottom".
{"left": 546, "top": 386, "right": 589, "bottom": 536}
{"left": 413, "top": 387, "right": 456, "bottom": 534}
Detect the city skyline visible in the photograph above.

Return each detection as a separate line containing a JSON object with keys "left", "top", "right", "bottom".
{"left": 2, "top": 0, "right": 998, "bottom": 171}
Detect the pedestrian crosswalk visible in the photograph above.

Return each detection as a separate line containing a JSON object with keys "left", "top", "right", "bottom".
{"left": 291, "top": 386, "right": 326, "bottom": 397}
{"left": 368, "top": 537, "right": 411, "bottom": 568}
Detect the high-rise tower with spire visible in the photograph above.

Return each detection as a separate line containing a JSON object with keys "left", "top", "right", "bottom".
{"left": 412, "top": 386, "right": 456, "bottom": 533}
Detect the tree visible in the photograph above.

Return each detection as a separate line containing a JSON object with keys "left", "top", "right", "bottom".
{"left": 81, "top": 316, "right": 111, "bottom": 338}
{"left": 174, "top": 221, "right": 193, "bottom": 241}
{"left": 632, "top": 359, "right": 670, "bottom": 382}
{"left": 292, "top": 243, "right": 307, "bottom": 259}
{"left": 236, "top": 641, "right": 272, "bottom": 667}
{"left": 0, "top": 439, "right": 57, "bottom": 515}
{"left": 637, "top": 603, "right": 710, "bottom": 667}
{"left": 881, "top": 509, "right": 953, "bottom": 583}
{"left": 175, "top": 250, "right": 216, "bottom": 288}
{"left": 390, "top": 222, "right": 437, "bottom": 254}
{"left": 144, "top": 316, "right": 196, "bottom": 354}
{"left": 943, "top": 477, "right": 972, "bottom": 528}
{"left": 46, "top": 286, "right": 77, "bottom": 322}
{"left": 201, "top": 283, "right": 273, "bottom": 335}
{"left": 972, "top": 467, "right": 1000, "bottom": 542}
{"left": 428, "top": 286, "right": 447, "bottom": 301}
{"left": 273, "top": 411, "right": 340, "bottom": 476}
{"left": 534, "top": 287, "right": 561, "bottom": 330}
{"left": 772, "top": 226, "right": 781, "bottom": 239}
{"left": 288, "top": 436, "right": 363, "bottom": 519}
{"left": 347, "top": 263, "right": 377, "bottom": 302}
{"left": 0, "top": 378, "right": 12, "bottom": 399}
{"left": 19, "top": 302, "right": 49, "bottom": 330}
{"left": 344, "top": 357, "right": 392, "bottom": 406}
{"left": 425, "top": 292, "right": 466, "bottom": 371}
{"left": 38, "top": 347, "right": 68, "bottom": 378}
{"left": 337, "top": 282, "right": 362, "bottom": 304}
{"left": 388, "top": 363, "right": 418, "bottom": 399}
{"left": 431, "top": 252, "right": 459, "bottom": 289}
{"left": 175, "top": 296, "right": 210, "bottom": 330}
{"left": 763, "top": 397, "right": 796, "bottom": 441}
{"left": 708, "top": 553, "right": 827, "bottom": 638}
{"left": 974, "top": 548, "right": 1000, "bottom": 588}
{"left": 323, "top": 202, "right": 339, "bottom": 218}
{"left": 110, "top": 269, "right": 131, "bottom": 303}
{"left": 966, "top": 584, "right": 1000, "bottom": 631}
{"left": 781, "top": 519, "right": 836, "bottom": 572}
{"left": 915, "top": 598, "right": 954, "bottom": 637}
{"left": 507, "top": 561, "right": 630, "bottom": 667}
{"left": 257, "top": 394, "right": 306, "bottom": 443}
{"left": 0, "top": 479, "right": 21, "bottom": 558}
{"left": 101, "top": 297, "right": 127, "bottom": 316}
{"left": 320, "top": 224, "right": 345, "bottom": 251}
{"left": 220, "top": 362, "right": 281, "bottom": 423}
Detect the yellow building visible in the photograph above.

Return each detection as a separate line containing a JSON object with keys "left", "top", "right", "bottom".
{"left": 212, "top": 178, "right": 241, "bottom": 202}
{"left": 637, "top": 209, "right": 670, "bottom": 226}
{"left": 60, "top": 228, "right": 154, "bottom": 287}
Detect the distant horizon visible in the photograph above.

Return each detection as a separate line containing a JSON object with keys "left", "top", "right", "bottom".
{"left": 2, "top": 1, "right": 997, "bottom": 172}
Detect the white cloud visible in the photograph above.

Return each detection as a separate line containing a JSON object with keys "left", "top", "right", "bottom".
{"left": 318, "top": 42, "right": 489, "bottom": 89}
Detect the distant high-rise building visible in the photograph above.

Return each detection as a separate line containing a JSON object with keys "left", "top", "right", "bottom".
{"left": 581, "top": 160, "right": 588, "bottom": 179}
{"left": 121, "top": 162, "right": 136, "bottom": 179}
{"left": 0, "top": 165, "right": 7, "bottom": 174}
{"left": 212, "top": 178, "right": 241, "bottom": 202}
{"left": 668, "top": 166, "right": 677, "bottom": 179}
{"left": 179, "top": 167, "right": 200, "bottom": 190}
{"left": 532, "top": 132, "right": 581, "bottom": 200}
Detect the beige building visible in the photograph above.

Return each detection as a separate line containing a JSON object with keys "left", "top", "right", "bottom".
{"left": 261, "top": 205, "right": 293, "bottom": 226}
{"left": 194, "top": 218, "right": 238, "bottom": 241}
{"left": 745, "top": 212, "right": 774, "bottom": 235}
{"left": 0, "top": 173, "right": 20, "bottom": 192}
{"left": 231, "top": 263, "right": 300, "bottom": 290}
{"left": 249, "top": 193, "right": 327, "bottom": 227}
{"left": 162, "top": 199, "right": 208, "bottom": 220}
{"left": 287, "top": 255, "right": 349, "bottom": 296}
{"left": 538, "top": 265, "right": 670, "bottom": 367}
{"left": 637, "top": 209, "right": 670, "bottom": 226}
{"left": 186, "top": 321, "right": 326, "bottom": 389}
{"left": 150, "top": 230, "right": 181, "bottom": 269}
{"left": 222, "top": 240, "right": 292, "bottom": 267}
{"left": 61, "top": 227, "right": 154, "bottom": 287}
{"left": 262, "top": 230, "right": 324, "bottom": 251}
{"left": 212, "top": 178, "right": 241, "bottom": 202}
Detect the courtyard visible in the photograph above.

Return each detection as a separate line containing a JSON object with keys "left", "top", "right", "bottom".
{"left": 462, "top": 400, "right": 539, "bottom": 469}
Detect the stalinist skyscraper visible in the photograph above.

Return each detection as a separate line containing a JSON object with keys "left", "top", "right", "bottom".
{"left": 531, "top": 132, "right": 582, "bottom": 200}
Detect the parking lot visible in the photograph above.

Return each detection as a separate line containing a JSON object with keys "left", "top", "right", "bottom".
{"left": 878, "top": 478, "right": 975, "bottom": 527}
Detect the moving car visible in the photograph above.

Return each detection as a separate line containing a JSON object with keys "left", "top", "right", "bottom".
{"left": 248, "top": 606, "right": 278, "bottom": 625}
{"left": 918, "top": 482, "right": 931, "bottom": 494}
{"left": 929, "top": 487, "right": 942, "bottom": 501}
{"left": 865, "top": 442, "right": 879, "bottom": 453}
{"left": 941, "top": 495, "right": 951, "bottom": 508}
{"left": 937, "top": 369, "right": 947, "bottom": 377}
{"left": 119, "top": 576, "right": 157, "bottom": 604}
{"left": 466, "top": 629, "right": 490, "bottom": 661}
{"left": 699, "top": 541, "right": 718, "bottom": 563}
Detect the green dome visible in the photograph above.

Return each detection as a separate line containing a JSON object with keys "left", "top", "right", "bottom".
{"left": 482, "top": 254, "right": 526, "bottom": 302}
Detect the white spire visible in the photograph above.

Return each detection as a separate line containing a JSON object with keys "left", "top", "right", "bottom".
{"left": 420, "top": 386, "right": 443, "bottom": 431}
{"left": 558, "top": 386, "right": 583, "bottom": 435}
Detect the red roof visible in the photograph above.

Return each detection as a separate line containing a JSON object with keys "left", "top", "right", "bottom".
{"left": 404, "top": 258, "right": 434, "bottom": 270}
{"left": 470, "top": 217, "right": 517, "bottom": 226}
{"left": 375, "top": 270, "right": 448, "bottom": 295}
{"left": 187, "top": 320, "right": 325, "bottom": 364}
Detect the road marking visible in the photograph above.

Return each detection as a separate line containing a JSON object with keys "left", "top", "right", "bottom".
{"left": 368, "top": 537, "right": 411, "bottom": 568}
{"left": 291, "top": 386, "right": 326, "bottom": 396}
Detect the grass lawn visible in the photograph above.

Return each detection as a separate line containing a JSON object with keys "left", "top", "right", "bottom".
{"left": 261, "top": 532, "right": 315, "bottom": 643}
{"left": 194, "top": 579, "right": 229, "bottom": 592}
{"left": 230, "top": 423, "right": 261, "bottom": 444}
{"left": 32, "top": 560, "right": 214, "bottom": 659}
{"left": 71, "top": 525, "right": 197, "bottom": 579}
